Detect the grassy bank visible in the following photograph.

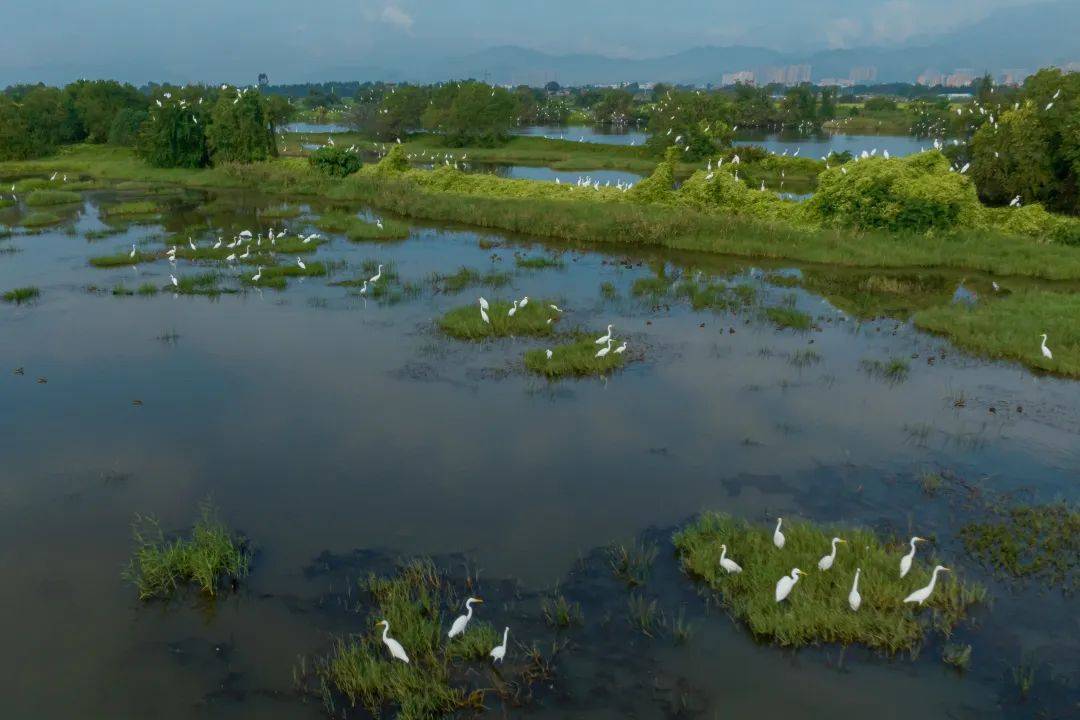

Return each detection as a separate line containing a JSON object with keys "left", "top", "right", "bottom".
{"left": 673, "top": 512, "right": 985, "bottom": 653}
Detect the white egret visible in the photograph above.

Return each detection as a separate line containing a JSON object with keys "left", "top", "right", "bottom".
{"left": 369, "top": 264, "right": 383, "bottom": 283}
{"left": 775, "top": 568, "right": 805, "bottom": 602}
{"left": 239, "top": 230, "right": 252, "bottom": 239}
{"left": 903, "top": 565, "right": 950, "bottom": 605}
{"left": 849, "top": 568, "right": 862, "bottom": 611}
{"left": 1040, "top": 334, "right": 1053, "bottom": 360}
{"left": 375, "top": 620, "right": 409, "bottom": 663}
{"left": 595, "top": 324, "right": 613, "bottom": 344}
{"left": 545, "top": 349, "right": 553, "bottom": 360}
{"left": 817, "top": 537, "right": 847, "bottom": 571}
{"left": 549, "top": 304, "right": 562, "bottom": 312}
{"left": 226, "top": 253, "right": 236, "bottom": 262}
{"left": 719, "top": 544, "right": 742, "bottom": 574}
{"left": 170, "top": 274, "right": 179, "bottom": 288}
{"left": 595, "top": 338, "right": 613, "bottom": 358}
{"left": 519, "top": 296, "right": 529, "bottom": 308}
{"left": 448, "top": 597, "right": 483, "bottom": 638}
{"left": 359, "top": 280, "right": 369, "bottom": 295}
{"left": 508, "top": 300, "right": 519, "bottom": 317}
{"left": 297, "top": 257, "right": 306, "bottom": 270}
{"left": 773, "top": 518, "right": 785, "bottom": 549}
{"left": 490, "top": 626, "right": 509, "bottom": 664}
{"left": 899, "top": 537, "right": 925, "bottom": 578}
{"left": 188, "top": 238, "right": 197, "bottom": 251}
{"left": 129, "top": 244, "right": 137, "bottom": 259}
{"left": 213, "top": 237, "right": 222, "bottom": 249}
{"left": 251, "top": 267, "right": 262, "bottom": 282}
{"left": 376, "top": 218, "right": 383, "bottom": 230}
{"left": 613, "top": 341, "right": 627, "bottom": 354}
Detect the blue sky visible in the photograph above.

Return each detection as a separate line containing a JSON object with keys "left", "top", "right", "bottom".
{"left": 2, "top": 0, "right": 1046, "bottom": 85}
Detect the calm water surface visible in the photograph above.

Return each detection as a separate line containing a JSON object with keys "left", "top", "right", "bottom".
{"left": 0, "top": 187, "right": 1076, "bottom": 718}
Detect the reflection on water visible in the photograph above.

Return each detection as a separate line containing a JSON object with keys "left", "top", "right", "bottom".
{"left": 513, "top": 124, "right": 649, "bottom": 146}
{"left": 0, "top": 188, "right": 1077, "bottom": 718}
{"left": 733, "top": 130, "right": 935, "bottom": 159}
{"left": 283, "top": 122, "right": 351, "bottom": 134}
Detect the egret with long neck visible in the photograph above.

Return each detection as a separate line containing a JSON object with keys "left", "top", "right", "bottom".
{"left": 817, "top": 537, "right": 846, "bottom": 571}
{"left": 448, "top": 597, "right": 483, "bottom": 638}
{"left": 899, "top": 537, "right": 924, "bottom": 578}
{"left": 904, "top": 565, "right": 950, "bottom": 605}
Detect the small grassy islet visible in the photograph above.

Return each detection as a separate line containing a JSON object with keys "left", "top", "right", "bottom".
{"left": 524, "top": 334, "right": 627, "bottom": 378}
{"left": 24, "top": 189, "right": 81, "bottom": 206}
{"left": 673, "top": 512, "right": 985, "bottom": 653}
{"left": 20, "top": 211, "right": 63, "bottom": 228}
{"left": 124, "top": 500, "right": 251, "bottom": 600}
{"left": 439, "top": 298, "right": 558, "bottom": 340}
{"left": 100, "top": 200, "right": 161, "bottom": 217}
{"left": 429, "top": 266, "right": 511, "bottom": 294}
{"left": 2, "top": 286, "right": 40, "bottom": 304}
{"left": 316, "top": 212, "right": 409, "bottom": 241}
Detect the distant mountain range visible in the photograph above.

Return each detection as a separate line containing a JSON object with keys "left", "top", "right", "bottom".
{"left": 313, "top": 0, "right": 1079, "bottom": 86}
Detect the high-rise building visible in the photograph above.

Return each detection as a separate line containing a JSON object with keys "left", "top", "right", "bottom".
{"left": 784, "top": 65, "right": 812, "bottom": 85}
{"left": 945, "top": 69, "right": 976, "bottom": 88}
{"left": 916, "top": 70, "right": 943, "bottom": 86}
{"left": 722, "top": 70, "right": 756, "bottom": 86}
{"left": 848, "top": 66, "right": 877, "bottom": 84}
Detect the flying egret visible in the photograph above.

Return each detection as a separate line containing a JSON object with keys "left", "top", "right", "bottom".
{"left": 490, "top": 626, "right": 509, "bottom": 664}
{"left": 817, "top": 537, "right": 847, "bottom": 571}
{"left": 251, "top": 267, "right": 262, "bottom": 282}
{"left": 775, "top": 568, "right": 805, "bottom": 603}
{"left": 899, "top": 537, "right": 925, "bottom": 578}
{"left": 773, "top": 518, "right": 785, "bottom": 549}
{"left": 719, "top": 544, "right": 742, "bottom": 574}
{"left": 508, "top": 300, "right": 519, "bottom": 317}
{"left": 595, "top": 338, "right": 613, "bottom": 358}
{"left": 1040, "top": 334, "right": 1053, "bottom": 360}
{"left": 448, "top": 597, "right": 483, "bottom": 638}
{"left": 595, "top": 324, "right": 613, "bottom": 344}
{"left": 904, "top": 566, "right": 950, "bottom": 605}
{"left": 376, "top": 620, "right": 409, "bottom": 663}
{"left": 849, "top": 568, "right": 862, "bottom": 611}
{"left": 369, "top": 264, "right": 383, "bottom": 283}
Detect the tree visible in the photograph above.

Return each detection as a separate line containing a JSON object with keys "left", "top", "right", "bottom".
{"left": 422, "top": 82, "right": 516, "bottom": 147}
{"left": 68, "top": 80, "right": 145, "bottom": 143}
{"left": 646, "top": 90, "right": 732, "bottom": 160}
{"left": 368, "top": 85, "right": 428, "bottom": 140}
{"left": 544, "top": 81, "right": 561, "bottom": 93}
{"left": 205, "top": 88, "right": 276, "bottom": 163}
{"left": 19, "top": 86, "right": 68, "bottom": 155}
{"left": 107, "top": 108, "right": 147, "bottom": 146}
{"left": 137, "top": 91, "right": 210, "bottom": 168}
{"left": 780, "top": 85, "right": 818, "bottom": 126}
{"left": 0, "top": 95, "right": 37, "bottom": 160}
{"left": 592, "top": 88, "right": 634, "bottom": 125}
{"left": 728, "top": 83, "right": 778, "bottom": 128}
{"left": 264, "top": 94, "right": 295, "bottom": 136}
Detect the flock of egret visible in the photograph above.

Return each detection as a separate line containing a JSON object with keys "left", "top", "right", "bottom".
{"left": 376, "top": 597, "right": 509, "bottom": 665}
{"left": 718, "top": 519, "right": 949, "bottom": 609}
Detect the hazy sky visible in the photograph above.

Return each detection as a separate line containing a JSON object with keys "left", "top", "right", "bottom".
{"left": 2, "top": 0, "right": 1047, "bottom": 85}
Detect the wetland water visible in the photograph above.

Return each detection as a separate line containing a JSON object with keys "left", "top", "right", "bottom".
{"left": 0, "top": 187, "right": 1077, "bottom": 718}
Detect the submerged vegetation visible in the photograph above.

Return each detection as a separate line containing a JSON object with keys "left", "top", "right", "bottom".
{"left": 673, "top": 512, "right": 985, "bottom": 653}
{"left": 960, "top": 503, "right": 1078, "bottom": 592}
{"left": 2, "top": 286, "right": 40, "bottom": 304}
{"left": 124, "top": 500, "right": 251, "bottom": 600}
{"left": 429, "top": 266, "right": 510, "bottom": 294}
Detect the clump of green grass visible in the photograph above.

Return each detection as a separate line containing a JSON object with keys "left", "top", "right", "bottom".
{"left": 25, "top": 189, "right": 81, "bottom": 206}
{"left": 315, "top": 212, "right": 409, "bottom": 241}
{"left": 631, "top": 275, "right": 671, "bottom": 298}
{"left": 542, "top": 592, "right": 583, "bottom": 628}
{"left": 626, "top": 593, "right": 663, "bottom": 637}
{"left": 789, "top": 349, "right": 821, "bottom": 367}
{"left": 90, "top": 249, "right": 158, "bottom": 267}
{"left": 20, "top": 211, "right": 62, "bottom": 228}
{"left": 137, "top": 282, "right": 159, "bottom": 296}
{"left": 430, "top": 266, "right": 511, "bottom": 294}
{"left": 84, "top": 227, "right": 126, "bottom": 240}
{"left": 112, "top": 283, "right": 134, "bottom": 296}
{"left": 672, "top": 607, "right": 695, "bottom": 644}
{"left": 260, "top": 204, "right": 302, "bottom": 219}
{"left": 13, "top": 178, "right": 53, "bottom": 193}
{"left": 2, "top": 286, "right": 40, "bottom": 304}
{"left": 861, "top": 357, "right": 910, "bottom": 383}
{"left": 914, "top": 289, "right": 1080, "bottom": 376}
{"left": 673, "top": 512, "right": 985, "bottom": 652}
{"left": 241, "top": 261, "right": 327, "bottom": 289}
{"left": 919, "top": 471, "right": 944, "bottom": 496}
{"left": 0, "top": 197, "right": 15, "bottom": 209}
{"left": 673, "top": 279, "right": 734, "bottom": 310}
{"left": 101, "top": 200, "right": 160, "bottom": 217}
{"left": 1012, "top": 659, "right": 1036, "bottom": 699}
{"left": 176, "top": 272, "right": 234, "bottom": 296}
{"left": 942, "top": 642, "right": 972, "bottom": 670}
{"left": 515, "top": 255, "right": 564, "bottom": 270}
{"left": 764, "top": 272, "right": 801, "bottom": 288}
{"left": 959, "top": 503, "right": 1078, "bottom": 591}
{"left": 608, "top": 541, "right": 659, "bottom": 588}
{"left": 524, "top": 335, "right": 627, "bottom": 378}
{"left": 599, "top": 281, "right": 618, "bottom": 299}
{"left": 124, "top": 500, "right": 251, "bottom": 600}
{"left": 306, "top": 559, "right": 502, "bottom": 718}
{"left": 439, "top": 299, "right": 557, "bottom": 340}
{"left": 765, "top": 306, "right": 812, "bottom": 330}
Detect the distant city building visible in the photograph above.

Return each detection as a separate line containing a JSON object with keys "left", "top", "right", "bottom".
{"left": 722, "top": 70, "right": 755, "bottom": 85}
{"left": 817, "top": 78, "right": 854, "bottom": 88}
{"left": 848, "top": 66, "right": 877, "bottom": 84}
{"left": 756, "top": 65, "right": 811, "bottom": 86}
{"left": 945, "top": 69, "right": 976, "bottom": 87}
{"left": 998, "top": 69, "right": 1030, "bottom": 86}
{"left": 917, "top": 70, "right": 943, "bottom": 86}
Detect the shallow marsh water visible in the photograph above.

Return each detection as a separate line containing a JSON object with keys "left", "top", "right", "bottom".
{"left": 0, "top": 187, "right": 1077, "bottom": 718}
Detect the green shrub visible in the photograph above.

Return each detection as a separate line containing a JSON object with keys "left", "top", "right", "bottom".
{"left": 108, "top": 108, "right": 148, "bottom": 147}
{"left": 376, "top": 144, "right": 410, "bottom": 173}
{"left": 308, "top": 146, "right": 363, "bottom": 177}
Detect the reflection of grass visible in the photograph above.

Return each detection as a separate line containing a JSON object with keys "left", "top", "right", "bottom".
{"left": 765, "top": 306, "right": 811, "bottom": 330}
{"left": 789, "top": 349, "right": 821, "bottom": 367}
{"left": 307, "top": 559, "right": 505, "bottom": 718}
{"left": 673, "top": 512, "right": 985, "bottom": 652}
{"left": 2, "top": 286, "right": 40, "bottom": 304}
{"left": 524, "top": 335, "right": 626, "bottom": 378}
{"left": 599, "top": 281, "right": 618, "bottom": 299}
{"left": 430, "top": 266, "right": 510, "bottom": 293}
{"left": 627, "top": 594, "right": 663, "bottom": 637}
{"left": 861, "top": 357, "right": 910, "bottom": 383}
{"left": 959, "top": 503, "right": 1078, "bottom": 591}
{"left": 915, "top": 290, "right": 1080, "bottom": 376}
{"left": 124, "top": 500, "right": 251, "bottom": 600}
{"left": 439, "top": 299, "right": 556, "bottom": 340}
{"left": 801, "top": 270, "right": 952, "bottom": 319}
{"left": 631, "top": 276, "right": 671, "bottom": 298}
{"left": 25, "top": 189, "right": 81, "bottom": 206}
{"left": 176, "top": 272, "right": 234, "bottom": 296}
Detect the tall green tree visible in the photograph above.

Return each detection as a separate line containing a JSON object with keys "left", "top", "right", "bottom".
{"left": 422, "top": 82, "right": 516, "bottom": 147}
{"left": 137, "top": 91, "right": 210, "bottom": 168}
{"left": 67, "top": 80, "right": 145, "bottom": 143}
{"left": 205, "top": 88, "right": 276, "bottom": 163}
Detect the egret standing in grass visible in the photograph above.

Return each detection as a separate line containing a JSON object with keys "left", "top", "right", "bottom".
{"left": 1040, "top": 333, "right": 1053, "bottom": 360}
{"left": 376, "top": 620, "right": 409, "bottom": 663}
{"left": 773, "top": 518, "right": 785, "bottom": 549}
{"left": 448, "top": 597, "right": 483, "bottom": 638}
{"left": 775, "top": 568, "right": 805, "bottom": 602}
{"left": 818, "top": 537, "right": 847, "bottom": 571}
{"left": 545, "top": 349, "right": 553, "bottom": 360}
{"left": 904, "top": 566, "right": 950, "bottom": 605}
{"left": 490, "top": 627, "right": 509, "bottom": 664}
{"left": 369, "top": 264, "right": 383, "bottom": 284}
{"left": 251, "top": 267, "right": 262, "bottom": 283}
{"left": 170, "top": 274, "right": 178, "bottom": 288}
{"left": 595, "top": 338, "right": 613, "bottom": 358}
{"left": 129, "top": 244, "right": 137, "bottom": 259}
{"left": 899, "top": 537, "right": 925, "bottom": 578}
{"left": 719, "top": 544, "right": 742, "bottom": 574}
{"left": 508, "top": 299, "right": 519, "bottom": 317}
{"left": 478, "top": 297, "right": 490, "bottom": 323}
{"left": 297, "top": 257, "right": 306, "bottom": 270}
{"left": 595, "top": 324, "right": 613, "bottom": 344}
{"left": 849, "top": 568, "right": 862, "bottom": 611}
{"left": 613, "top": 340, "right": 627, "bottom": 354}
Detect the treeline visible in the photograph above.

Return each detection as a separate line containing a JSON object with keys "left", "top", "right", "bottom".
{"left": 0, "top": 80, "right": 295, "bottom": 167}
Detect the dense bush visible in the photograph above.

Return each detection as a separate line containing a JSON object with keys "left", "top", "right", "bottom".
{"left": 421, "top": 81, "right": 516, "bottom": 147}
{"left": 107, "top": 108, "right": 147, "bottom": 146}
{"left": 206, "top": 88, "right": 276, "bottom": 163}
{"left": 308, "top": 146, "right": 362, "bottom": 177}
{"left": 137, "top": 93, "right": 210, "bottom": 168}
{"left": 806, "top": 152, "right": 982, "bottom": 233}
{"left": 375, "top": 144, "right": 410, "bottom": 173}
